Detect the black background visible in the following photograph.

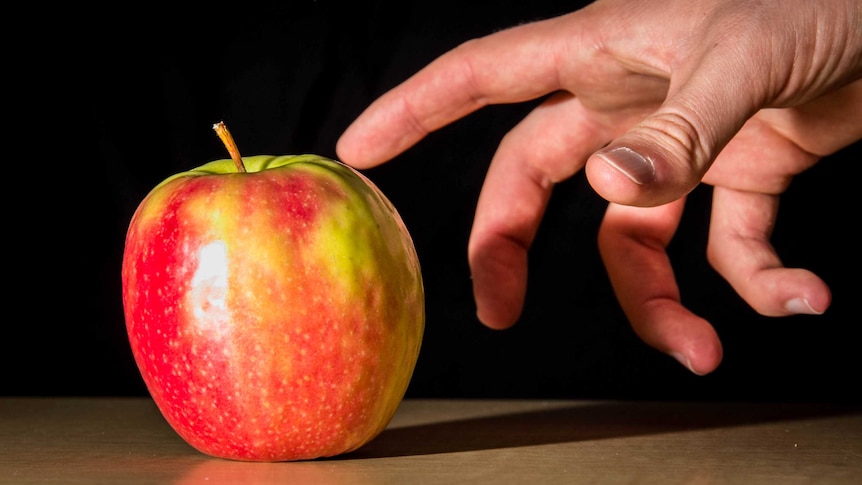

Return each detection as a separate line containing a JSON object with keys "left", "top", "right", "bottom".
{"left": 6, "top": 1, "right": 858, "bottom": 402}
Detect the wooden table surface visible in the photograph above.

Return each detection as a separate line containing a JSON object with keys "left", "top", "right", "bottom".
{"left": 1, "top": 397, "right": 860, "bottom": 484}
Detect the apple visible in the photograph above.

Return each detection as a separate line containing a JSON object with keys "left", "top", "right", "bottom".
{"left": 121, "top": 122, "right": 424, "bottom": 461}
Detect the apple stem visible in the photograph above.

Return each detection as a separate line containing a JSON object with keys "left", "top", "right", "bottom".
{"left": 213, "top": 121, "right": 247, "bottom": 173}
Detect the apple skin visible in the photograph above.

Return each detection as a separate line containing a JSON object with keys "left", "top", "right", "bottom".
{"left": 122, "top": 154, "right": 424, "bottom": 462}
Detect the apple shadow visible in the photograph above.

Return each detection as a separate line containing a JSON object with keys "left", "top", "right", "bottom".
{"left": 337, "top": 400, "right": 862, "bottom": 459}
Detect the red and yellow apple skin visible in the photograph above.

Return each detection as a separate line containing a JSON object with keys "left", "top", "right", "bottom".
{"left": 122, "top": 155, "right": 424, "bottom": 462}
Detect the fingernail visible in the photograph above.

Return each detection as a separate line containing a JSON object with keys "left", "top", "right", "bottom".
{"left": 785, "top": 298, "right": 822, "bottom": 315}
{"left": 670, "top": 351, "right": 697, "bottom": 375}
{"left": 597, "top": 147, "right": 655, "bottom": 185}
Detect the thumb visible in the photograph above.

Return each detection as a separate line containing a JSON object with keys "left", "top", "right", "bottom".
{"left": 585, "top": 55, "right": 761, "bottom": 207}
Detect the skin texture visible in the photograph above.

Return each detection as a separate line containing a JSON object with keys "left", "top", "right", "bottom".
{"left": 122, "top": 155, "right": 424, "bottom": 461}
{"left": 336, "top": 0, "right": 862, "bottom": 375}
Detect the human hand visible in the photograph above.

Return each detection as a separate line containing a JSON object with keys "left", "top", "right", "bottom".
{"left": 336, "top": 0, "right": 862, "bottom": 374}
{"left": 599, "top": 80, "right": 862, "bottom": 375}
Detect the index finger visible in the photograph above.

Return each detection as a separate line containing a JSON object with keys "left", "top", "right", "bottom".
{"left": 336, "top": 14, "right": 576, "bottom": 168}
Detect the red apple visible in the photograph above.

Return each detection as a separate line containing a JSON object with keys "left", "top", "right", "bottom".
{"left": 121, "top": 122, "right": 424, "bottom": 461}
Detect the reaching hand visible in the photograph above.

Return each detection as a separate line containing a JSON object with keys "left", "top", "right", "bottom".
{"left": 336, "top": 0, "right": 862, "bottom": 374}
